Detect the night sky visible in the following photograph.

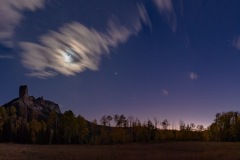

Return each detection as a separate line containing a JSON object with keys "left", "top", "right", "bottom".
{"left": 1, "top": 0, "right": 240, "bottom": 128}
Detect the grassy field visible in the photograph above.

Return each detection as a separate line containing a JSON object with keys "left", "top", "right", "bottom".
{"left": 0, "top": 142, "right": 240, "bottom": 160}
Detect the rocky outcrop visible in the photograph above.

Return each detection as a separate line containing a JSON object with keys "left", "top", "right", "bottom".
{"left": 3, "top": 85, "right": 61, "bottom": 118}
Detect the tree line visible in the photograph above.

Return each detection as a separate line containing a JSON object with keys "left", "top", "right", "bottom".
{"left": 0, "top": 105, "right": 239, "bottom": 144}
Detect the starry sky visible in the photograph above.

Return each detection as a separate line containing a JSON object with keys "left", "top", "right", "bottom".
{"left": 1, "top": 0, "right": 240, "bottom": 128}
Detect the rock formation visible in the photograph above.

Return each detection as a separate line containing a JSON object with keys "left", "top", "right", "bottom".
{"left": 3, "top": 85, "right": 61, "bottom": 119}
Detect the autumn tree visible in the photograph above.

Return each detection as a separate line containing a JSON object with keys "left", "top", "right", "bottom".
{"left": 0, "top": 107, "right": 7, "bottom": 131}
{"left": 111, "top": 127, "right": 128, "bottom": 144}
{"left": 27, "top": 119, "right": 42, "bottom": 143}
{"left": 208, "top": 111, "right": 240, "bottom": 141}
{"left": 90, "top": 119, "right": 99, "bottom": 144}
{"left": 39, "top": 120, "right": 47, "bottom": 143}
{"left": 76, "top": 115, "right": 89, "bottom": 144}
{"left": 47, "top": 111, "right": 59, "bottom": 144}
{"left": 15, "top": 106, "right": 28, "bottom": 143}
{"left": 26, "top": 110, "right": 41, "bottom": 143}
{"left": 99, "top": 125, "right": 110, "bottom": 144}
{"left": 0, "top": 107, "right": 7, "bottom": 141}
{"left": 60, "top": 110, "right": 78, "bottom": 144}
{"left": 5, "top": 106, "right": 17, "bottom": 141}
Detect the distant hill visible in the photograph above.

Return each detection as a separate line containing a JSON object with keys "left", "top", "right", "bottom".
{"left": 2, "top": 85, "right": 61, "bottom": 119}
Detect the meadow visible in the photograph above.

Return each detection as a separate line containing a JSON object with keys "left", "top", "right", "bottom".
{"left": 0, "top": 142, "right": 239, "bottom": 160}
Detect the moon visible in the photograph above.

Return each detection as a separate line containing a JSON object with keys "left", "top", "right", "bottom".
{"left": 61, "top": 48, "right": 75, "bottom": 63}
{"left": 63, "top": 52, "right": 72, "bottom": 63}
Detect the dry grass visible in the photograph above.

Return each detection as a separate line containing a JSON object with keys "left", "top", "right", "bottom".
{"left": 0, "top": 142, "right": 240, "bottom": 160}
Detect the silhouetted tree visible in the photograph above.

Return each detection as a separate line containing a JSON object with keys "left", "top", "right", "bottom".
{"left": 161, "top": 119, "right": 169, "bottom": 130}
{"left": 196, "top": 125, "right": 204, "bottom": 131}
{"left": 107, "top": 115, "right": 112, "bottom": 127}
{"left": 100, "top": 115, "right": 108, "bottom": 126}
{"left": 154, "top": 117, "right": 159, "bottom": 129}
{"left": 114, "top": 114, "right": 127, "bottom": 127}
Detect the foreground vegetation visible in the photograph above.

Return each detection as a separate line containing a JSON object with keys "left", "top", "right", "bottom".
{"left": 0, "top": 105, "right": 240, "bottom": 144}
{"left": 0, "top": 142, "right": 240, "bottom": 160}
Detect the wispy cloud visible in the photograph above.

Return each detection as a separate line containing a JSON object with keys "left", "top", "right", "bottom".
{"left": 153, "top": 0, "right": 177, "bottom": 32}
{"left": 0, "top": 55, "right": 14, "bottom": 59}
{"left": 137, "top": 2, "right": 152, "bottom": 30}
{"left": 233, "top": 36, "right": 240, "bottom": 50}
{"left": 189, "top": 72, "right": 199, "bottom": 80}
{"left": 0, "top": 0, "right": 45, "bottom": 47}
{"left": 20, "top": 2, "right": 150, "bottom": 78}
{"left": 161, "top": 89, "right": 169, "bottom": 96}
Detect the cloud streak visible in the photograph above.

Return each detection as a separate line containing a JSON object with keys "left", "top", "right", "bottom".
{"left": 0, "top": 0, "right": 45, "bottom": 47}
{"left": 189, "top": 72, "right": 199, "bottom": 80}
{"left": 153, "top": 0, "right": 177, "bottom": 32}
{"left": 20, "top": 2, "right": 150, "bottom": 78}
{"left": 137, "top": 2, "right": 152, "bottom": 31}
{"left": 0, "top": 55, "right": 14, "bottom": 59}
{"left": 161, "top": 89, "right": 169, "bottom": 96}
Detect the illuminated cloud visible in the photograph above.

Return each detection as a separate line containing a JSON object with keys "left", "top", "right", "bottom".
{"left": 153, "top": 0, "right": 177, "bottom": 32}
{"left": 0, "top": 0, "right": 45, "bottom": 47}
{"left": 20, "top": 3, "right": 150, "bottom": 78}
{"left": 189, "top": 72, "right": 199, "bottom": 80}
{"left": 161, "top": 89, "right": 169, "bottom": 96}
